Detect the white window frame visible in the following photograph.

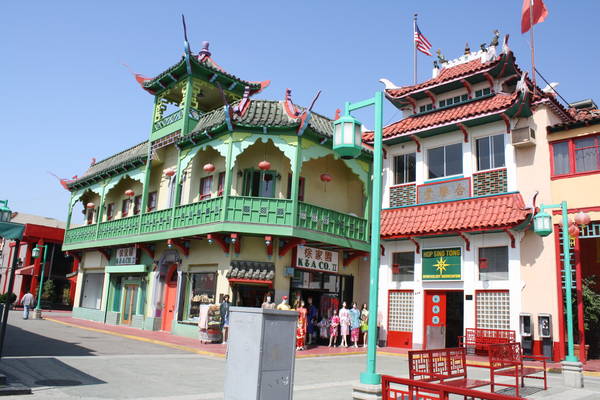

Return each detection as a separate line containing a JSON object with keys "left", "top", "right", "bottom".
{"left": 475, "top": 133, "right": 506, "bottom": 172}
{"left": 426, "top": 142, "right": 464, "bottom": 180}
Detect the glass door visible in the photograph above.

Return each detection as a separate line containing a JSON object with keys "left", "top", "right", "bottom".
{"left": 121, "top": 284, "right": 138, "bottom": 325}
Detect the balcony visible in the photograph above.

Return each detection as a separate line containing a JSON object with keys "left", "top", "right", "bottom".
{"left": 63, "top": 196, "right": 369, "bottom": 251}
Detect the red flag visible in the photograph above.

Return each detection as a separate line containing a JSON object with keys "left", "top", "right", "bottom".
{"left": 521, "top": 0, "right": 548, "bottom": 34}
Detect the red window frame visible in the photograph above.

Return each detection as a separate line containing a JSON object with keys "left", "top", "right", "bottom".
{"left": 121, "top": 199, "right": 130, "bottom": 217}
{"left": 106, "top": 203, "right": 115, "bottom": 221}
{"left": 147, "top": 192, "right": 157, "bottom": 212}
{"left": 217, "top": 172, "right": 225, "bottom": 196}
{"left": 550, "top": 133, "right": 600, "bottom": 179}
{"left": 200, "top": 176, "right": 213, "bottom": 201}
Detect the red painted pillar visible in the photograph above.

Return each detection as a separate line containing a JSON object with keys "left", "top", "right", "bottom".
{"left": 30, "top": 239, "right": 44, "bottom": 297}
{"left": 69, "top": 258, "right": 79, "bottom": 306}
{"left": 574, "top": 235, "right": 586, "bottom": 362}
{"left": 19, "top": 243, "right": 33, "bottom": 300}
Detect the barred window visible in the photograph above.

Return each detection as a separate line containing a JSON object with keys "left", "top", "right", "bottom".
{"left": 388, "top": 290, "right": 414, "bottom": 332}
{"left": 476, "top": 291, "right": 510, "bottom": 329}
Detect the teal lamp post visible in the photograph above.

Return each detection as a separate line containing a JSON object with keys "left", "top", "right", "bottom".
{"left": 333, "top": 92, "right": 384, "bottom": 385}
{"left": 533, "top": 201, "right": 588, "bottom": 363}
{"left": 32, "top": 243, "right": 49, "bottom": 319}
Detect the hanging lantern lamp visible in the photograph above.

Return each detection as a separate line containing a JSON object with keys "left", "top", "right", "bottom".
{"left": 203, "top": 163, "right": 216, "bottom": 173}
{"left": 86, "top": 202, "right": 96, "bottom": 209}
{"left": 164, "top": 168, "right": 176, "bottom": 177}
{"left": 320, "top": 173, "right": 333, "bottom": 183}
{"left": 258, "top": 160, "right": 271, "bottom": 170}
{"left": 574, "top": 211, "right": 591, "bottom": 227}
{"left": 125, "top": 189, "right": 135, "bottom": 197}
{"left": 568, "top": 223, "right": 580, "bottom": 238}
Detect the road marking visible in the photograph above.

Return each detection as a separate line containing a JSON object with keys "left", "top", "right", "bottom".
{"left": 45, "top": 318, "right": 225, "bottom": 359}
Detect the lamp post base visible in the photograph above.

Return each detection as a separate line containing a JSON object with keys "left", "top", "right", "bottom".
{"left": 562, "top": 361, "right": 584, "bottom": 388}
{"left": 352, "top": 382, "right": 382, "bottom": 400}
{"left": 33, "top": 309, "right": 43, "bottom": 320}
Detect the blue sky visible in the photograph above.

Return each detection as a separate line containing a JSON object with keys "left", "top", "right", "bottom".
{"left": 1, "top": 1, "right": 597, "bottom": 220}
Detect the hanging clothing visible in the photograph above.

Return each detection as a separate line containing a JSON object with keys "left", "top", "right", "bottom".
{"left": 339, "top": 307, "right": 350, "bottom": 336}
{"left": 317, "top": 318, "right": 329, "bottom": 339}
{"left": 329, "top": 315, "right": 340, "bottom": 336}
{"left": 351, "top": 328, "right": 360, "bottom": 343}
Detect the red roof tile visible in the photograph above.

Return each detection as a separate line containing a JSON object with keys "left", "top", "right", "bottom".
{"left": 385, "top": 58, "right": 498, "bottom": 98}
{"left": 380, "top": 193, "right": 530, "bottom": 238}
{"left": 363, "top": 93, "right": 518, "bottom": 141}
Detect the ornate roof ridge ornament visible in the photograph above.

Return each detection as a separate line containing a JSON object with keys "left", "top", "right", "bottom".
{"left": 378, "top": 78, "right": 401, "bottom": 90}
{"left": 198, "top": 41, "right": 211, "bottom": 59}
{"left": 283, "top": 89, "right": 302, "bottom": 118}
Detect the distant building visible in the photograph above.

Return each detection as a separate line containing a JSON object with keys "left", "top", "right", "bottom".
{"left": 0, "top": 212, "right": 74, "bottom": 306}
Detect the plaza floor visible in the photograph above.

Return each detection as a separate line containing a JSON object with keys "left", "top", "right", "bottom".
{"left": 0, "top": 311, "right": 599, "bottom": 399}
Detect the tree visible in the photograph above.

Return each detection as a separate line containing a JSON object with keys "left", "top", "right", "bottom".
{"left": 42, "top": 280, "right": 58, "bottom": 304}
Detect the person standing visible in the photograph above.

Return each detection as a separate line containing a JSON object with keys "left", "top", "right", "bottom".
{"left": 21, "top": 291, "right": 35, "bottom": 320}
{"left": 349, "top": 302, "right": 361, "bottom": 348}
{"left": 220, "top": 294, "right": 231, "bottom": 345}
{"left": 306, "top": 297, "right": 318, "bottom": 345}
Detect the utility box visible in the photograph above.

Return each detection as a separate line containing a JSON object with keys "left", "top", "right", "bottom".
{"left": 224, "top": 307, "right": 298, "bottom": 400}
{"left": 538, "top": 313, "right": 553, "bottom": 359}
{"left": 520, "top": 313, "right": 533, "bottom": 355}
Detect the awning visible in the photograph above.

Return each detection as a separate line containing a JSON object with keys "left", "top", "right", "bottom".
{"left": 16, "top": 265, "right": 35, "bottom": 275}
{"left": 381, "top": 193, "right": 531, "bottom": 239}
{"left": 0, "top": 222, "right": 25, "bottom": 240}
{"left": 105, "top": 264, "right": 147, "bottom": 274}
{"left": 226, "top": 260, "right": 275, "bottom": 283}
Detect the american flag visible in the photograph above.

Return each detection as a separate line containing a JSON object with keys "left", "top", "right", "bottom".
{"left": 414, "top": 23, "right": 432, "bottom": 56}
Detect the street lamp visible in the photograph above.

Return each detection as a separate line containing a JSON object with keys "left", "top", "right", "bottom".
{"left": 533, "top": 201, "right": 589, "bottom": 363}
{"left": 32, "top": 243, "right": 49, "bottom": 319}
{"left": 0, "top": 200, "right": 11, "bottom": 223}
{"left": 333, "top": 92, "right": 384, "bottom": 386}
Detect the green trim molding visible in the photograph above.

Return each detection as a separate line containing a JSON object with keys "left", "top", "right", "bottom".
{"left": 105, "top": 264, "right": 148, "bottom": 274}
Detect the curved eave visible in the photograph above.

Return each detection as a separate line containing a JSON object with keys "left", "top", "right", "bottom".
{"left": 67, "top": 156, "right": 148, "bottom": 191}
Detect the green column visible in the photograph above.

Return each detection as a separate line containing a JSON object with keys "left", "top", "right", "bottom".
{"left": 138, "top": 152, "right": 153, "bottom": 233}
{"left": 221, "top": 138, "right": 234, "bottom": 222}
{"left": 290, "top": 136, "right": 303, "bottom": 226}
{"left": 95, "top": 184, "right": 108, "bottom": 240}
{"left": 181, "top": 77, "right": 194, "bottom": 135}
{"left": 170, "top": 149, "right": 183, "bottom": 227}
{"left": 561, "top": 201, "right": 578, "bottom": 362}
{"left": 66, "top": 193, "right": 74, "bottom": 230}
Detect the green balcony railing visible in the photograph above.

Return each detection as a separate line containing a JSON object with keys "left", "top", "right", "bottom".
{"left": 173, "top": 197, "right": 222, "bottom": 229}
{"left": 226, "top": 196, "right": 293, "bottom": 226}
{"left": 97, "top": 215, "right": 140, "bottom": 240}
{"left": 64, "top": 223, "right": 98, "bottom": 244}
{"left": 64, "top": 196, "right": 368, "bottom": 246}
{"left": 297, "top": 202, "right": 368, "bottom": 242}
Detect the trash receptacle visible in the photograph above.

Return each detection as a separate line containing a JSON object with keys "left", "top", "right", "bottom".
{"left": 224, "top": 307, "right": 298, "bottom": 400}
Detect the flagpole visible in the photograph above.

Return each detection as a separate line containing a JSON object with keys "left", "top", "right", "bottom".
{"left": 529, "top": 0, "right": 537, "bottom": 93}
{"left": 413, "top": 13, "right": 418, "bottom": 85}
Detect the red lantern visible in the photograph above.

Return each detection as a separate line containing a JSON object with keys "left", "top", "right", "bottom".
{"left": 203, "top": 163, "right": 216, "bottom": 173}
{"left": 86, "top": 202, "right": 95, "bottom": 209}
{"left": 320, "top": 173, "right": 333, "bottom": 182}
{"left": 164, "top": 168, "right": 176, "bottom": 177}
{"left": 574, "top": 211, "right": 591, "bottom": 227}
{"left": 124, "top": 189, "right": 135, "bottom": 197}
{"left": 568, "top": 223, "right": 580, "bottom": 237}
{"left": 258, "top": 160, "right": 271, "bottom": 170}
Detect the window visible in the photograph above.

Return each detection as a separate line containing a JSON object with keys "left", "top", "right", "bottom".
{"left": 133, "top": 195, "right": 142, "bottom": 215}
{"left": 217, "top": 172, "right": 226, "bottom": 196}
{"left": 86, "top": 208, "right": 94, "bottom": 225}
{"left": 479, "top": 246, "right": 509, "bottom": 280}
{"left": 147, "top": 191, "right": 157, "bottom": 212}
{"left": 392, "top": 252, "right": 415, "bottom": 281}
{"left": 419, "top": 103, "right": 434, "bottom": 113}
{"left": 476, "top": 291, "right": 510, "bottom": 329}
{"left": 106, "top": 203, "right": 115, "bottom": 221}
{"left": 476, "top": 134, "right": 505, "bottom": 171}
{"left": 552, "top": 135, "right": 600, "bottom": 176}
{"left": 242, "top": 169, "right": 276, "bottom": 198}
{"left": 199, "top": 176, "right": 213, "bottom": 200}
{"left": 474, "top": 88, "right": 491, "bottom": 98}
{"left": 121, "top": 199, "right": 130, "bottom": 217}
{"left": 388, "top": 290, "right": 414, "bottom": 332}
{"left": 427, "top": 143, "right": 463, "bottom": 179}
{"left": 186, "top": 272, "right": 217, "bottom": 320}
{"left": 286, "top": 174, "right": 305, "bottom": 201}
{"left": 394, "top": 153, "right": 416, "bottom": 184}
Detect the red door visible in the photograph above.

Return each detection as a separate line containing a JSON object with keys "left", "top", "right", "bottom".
{"left": 424, "top": 291, "right": 446, "bottom": 349}
{"left": 161, "top": 266, "right": 178, "bottom": 331}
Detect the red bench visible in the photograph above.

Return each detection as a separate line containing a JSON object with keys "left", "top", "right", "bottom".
{"left": 382, "top": 375, "right": 523, "bottom": 400}
{"left": 458, "top": 328, "right": 516, "bottom": 355}
{"left": 488, "top": 342, "right": 547, "bottom": 397}
{"left": 408, "top": 347, "right": 489, "bottom": 390}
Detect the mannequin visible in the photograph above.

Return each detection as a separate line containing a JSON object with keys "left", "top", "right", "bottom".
{"left": 306, "top": 297, "right": 318, "bottom": 345}
{"left": 276, "top": 296, "right": 291, "bottom": 311}
{"left": 261, "top": 294, "right": 275, "bottom": 309}
{"left": 296, "top": 300, "right": 307, "bottom": 351}
{"left": 360, "top": 303, "right": 369, "bottom": 347}
{"left": 349, "top": 302, "right": 361, "bottom": 348}
{"left": 338, "top": 301, "right": 350, "bottom": 347}
{"left": 328, "top": 309, "right": 339, "bottom": 347}
{"left": 220, "top": 294, "right": 231, "bottom": 345}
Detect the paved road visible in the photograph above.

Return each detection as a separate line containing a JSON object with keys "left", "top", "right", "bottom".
{"left": 1, "top": 311, "right": 600, "bottom": 399}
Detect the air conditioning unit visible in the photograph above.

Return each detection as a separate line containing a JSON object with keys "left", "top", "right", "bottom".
{"left": 511, "top": 127, "right": 536, "bottom": 147}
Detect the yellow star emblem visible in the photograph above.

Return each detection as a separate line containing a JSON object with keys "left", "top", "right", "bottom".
{"left": 433, "top": 257, "right": 450, "bottom": 274}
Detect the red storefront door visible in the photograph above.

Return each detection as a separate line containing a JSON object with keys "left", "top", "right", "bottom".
{"left": 161, "top": 266, "right": 178, "bottom": 331}
{"left": 424, "top": 291, "right": 446, "bottom": 349}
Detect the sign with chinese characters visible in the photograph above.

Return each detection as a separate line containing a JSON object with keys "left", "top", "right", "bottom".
{"left": 116, "top": 247, "right": 137, "bottom": 265}
{"left": 422, "top": 247, "right": 461, "bottom": 280}
{"left": 417, "top": 178, "right": 470, "bottom": 204}
{"left": 295, "top": 245, "right": 339, "bottom": 273}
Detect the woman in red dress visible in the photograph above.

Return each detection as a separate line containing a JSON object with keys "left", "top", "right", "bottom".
{"left": 296, "top": 300, "right": 307, "bottom": 351}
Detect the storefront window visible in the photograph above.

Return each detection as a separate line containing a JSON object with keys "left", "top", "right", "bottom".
{"left": 80, "top": 273, "right": 104, "bottom": 309}
{"left": 478, "top": 246, "right": 509, "bottom": 281}
{"left": 392, "top": 252, "right": 415, "bottom": 282}
{"left": 187, "top": 272, "right": 217, "bottom": 320}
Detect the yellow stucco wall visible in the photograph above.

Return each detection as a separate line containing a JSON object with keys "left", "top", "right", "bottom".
{"left": 103, "top": 177, "right": 143, "bottom": 220}
{"left": 182, "top": 147, "right": 226, "bottom": 204}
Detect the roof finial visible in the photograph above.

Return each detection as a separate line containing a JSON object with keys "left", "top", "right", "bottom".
{"left": 490, "top": 30, "right": 500, "bottom": 47}
{"left": 436, "top": 49, "right": 447, "bottom": 64}
{"left": 464, "top": 42, "right": 471, "bottom": 55}
{"left": 199, "top": 41, "right": 211, "bottom": 58}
